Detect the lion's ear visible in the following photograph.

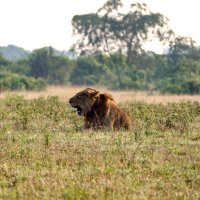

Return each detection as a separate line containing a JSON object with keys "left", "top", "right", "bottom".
{"left": 101, "top": 93, "right": 113, "bottom": 101}
{"left": 90, "top": 90, "right": 99, "bottom": 98}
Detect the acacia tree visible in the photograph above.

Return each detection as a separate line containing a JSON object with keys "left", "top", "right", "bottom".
{"left": 72, "top": 0, "right": 174, "bottom": 64}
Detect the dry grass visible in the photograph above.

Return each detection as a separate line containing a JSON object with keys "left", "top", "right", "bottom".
{"left": 1, "top": 85, "right": 200, "bottom": 104}
{"left": 0, "top": 96, "right": 200, "bottom": 199}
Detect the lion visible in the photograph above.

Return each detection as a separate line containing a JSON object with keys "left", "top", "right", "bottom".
{"left": 69, "top": 88, "right": 131, "bottom": 130}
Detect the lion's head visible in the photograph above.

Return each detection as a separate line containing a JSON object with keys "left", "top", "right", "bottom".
{"left": 69, "top": 88, "right": 99, "bottom": 116}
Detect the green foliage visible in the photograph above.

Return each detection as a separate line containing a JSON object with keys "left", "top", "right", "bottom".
{"left": 0, "top": 54, "right": 10, "bottom": 66}
{"left": 70, "top": 55, "right": 106, "bottom": 85}
{"left": 70, "top": 53, "right": 149, "bottom": 90}
{"left": 0, "top": 46, "right": 75, "bottom": 88}
{"left": 1, "top": 95, "right": 200, "bottom": 137}
{"left": 2, "top": 44, "right": 200, "bottom": 94}
{"left": 9, "top": 59, "right": 31, "bottom": 76}
{"left": 0, "top": 96, "right": 199, "bottom": 199}
{"left": 72, "top": 0, "right": 173, "bottom": 64}
{"left": 29, "top": 47, "right": 74, "bottom": 84}
{"left": 0, "top": 71, "right": 47, "bottom": 91}
{"left": 70, "top": 0, "right": 200, "bottom": 94}
{"left": 1, "top": 3, "right": 200, "bottom": 94}
{"left": 29, "top": 47, "right": 50, "bottom": 79}
{"left": 1, "top": 2, "right": 200, "bottom": 94}
{"left": 156, "top": 48, "right": 200, "bottom": 94}
{"left": 126, "top": 101, "right": 200, "bottom": 133}
{"left": 48, "top": 55, "right": 74, "bottom": 84}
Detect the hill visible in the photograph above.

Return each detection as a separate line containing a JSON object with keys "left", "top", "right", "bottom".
{"left": 0, "top": 45, "right": 74, "bottom": 61}
{"left": 0, "top": 45, "right": 30, "bottom": 61}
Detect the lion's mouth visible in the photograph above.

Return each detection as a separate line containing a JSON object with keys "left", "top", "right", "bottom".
{"left": 72, "top": 106, "right": 82, "bottom": 115}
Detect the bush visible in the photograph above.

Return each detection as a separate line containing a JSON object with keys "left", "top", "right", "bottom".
{"left": 70, "top": 56, "right": 107, "bottom": 85}
{"left": 70, "top": 54, "right": 150, "bottom": 90}
{"left": 156, "top": 76, "right": 200, "bottom": 94}
{"left": 0, "top": 71, "right": 47, "bottom": 91}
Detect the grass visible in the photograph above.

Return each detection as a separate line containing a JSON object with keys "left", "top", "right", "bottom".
{"left": 2, "top": 85, "right": 200, "bottom": 103}
{"left": 0, "top": 95, "right": 200, "bottom": 199}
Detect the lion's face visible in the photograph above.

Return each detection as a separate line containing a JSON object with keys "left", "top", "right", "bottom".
{"left": 69, "top": 88, "right": 99, "bottom": 116}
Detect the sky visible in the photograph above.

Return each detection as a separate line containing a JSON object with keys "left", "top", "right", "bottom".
{"left": 1, "top": 0, "right": 200, "bottom": 53}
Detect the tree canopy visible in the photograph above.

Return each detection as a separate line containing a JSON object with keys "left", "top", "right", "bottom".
{"left": 72, "top": 0, "right": 174, "bottom": 64}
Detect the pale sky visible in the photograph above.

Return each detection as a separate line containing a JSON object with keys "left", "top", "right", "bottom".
{"left": 1, "top": 0, "right": 200, "bottom": 53}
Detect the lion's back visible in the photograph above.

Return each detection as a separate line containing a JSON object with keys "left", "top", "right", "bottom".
{"left": 109, "top": 102, "right": 131, "bottom": 130}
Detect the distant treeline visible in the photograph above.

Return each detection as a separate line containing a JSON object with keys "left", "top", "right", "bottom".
{"left": 1, "top": 44, "right": 200, "bottom": 94}
{"left": 1, "top": 0, "right": 200, "bottom": 94}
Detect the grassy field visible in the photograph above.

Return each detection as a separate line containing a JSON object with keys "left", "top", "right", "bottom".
{"left": 0, "top": 89, "right": 200, "bottom": 199}
{"left": 2, "top": 85, "right": 200, "bottom": 103}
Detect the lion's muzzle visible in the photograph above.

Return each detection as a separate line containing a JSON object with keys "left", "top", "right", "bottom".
{"left": 69, "top": 98, "right": 82, "bottom": 116}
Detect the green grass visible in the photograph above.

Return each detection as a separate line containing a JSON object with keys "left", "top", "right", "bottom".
{"left": 0, "top": 96, "right": 199, "bottom": 199}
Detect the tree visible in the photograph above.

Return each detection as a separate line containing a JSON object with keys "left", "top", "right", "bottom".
{"left": 48, "top": 55, "right": 74, "bottom": 84}
{"left": 29, "top": 47, "right": 50, "bottom": 79}
{"left": 29, "top": 47, "right": 74, "bottom": 84}
{"left": 167, "top": 36, "right": 195, "bottom": 64}
{"left": 0, "top": 54, "right": 10, "bottom": 67}
{"left": 9, "top": 59, "right": 31, "bottom": 76}
{"left": 72, "top": 0, "right": 173, "bottom": 64}
{"left": 70, "top": 55, "right": 107, "bottom": 85}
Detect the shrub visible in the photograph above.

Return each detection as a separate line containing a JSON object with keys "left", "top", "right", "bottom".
{"left": 0, "top": 71, "right": 47, "bottom": 91}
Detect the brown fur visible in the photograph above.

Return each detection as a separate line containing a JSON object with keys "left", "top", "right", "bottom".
{"left": 69, "top": 88, "right": 131, "bottom": 130}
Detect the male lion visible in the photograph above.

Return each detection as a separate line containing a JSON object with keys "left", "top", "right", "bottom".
{"left": 69, "top": 88, "right": 131, "bottom": 130}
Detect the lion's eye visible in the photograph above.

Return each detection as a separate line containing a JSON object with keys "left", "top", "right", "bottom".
{"left": 78, "top": 93, "right": 88, "bottom": 98}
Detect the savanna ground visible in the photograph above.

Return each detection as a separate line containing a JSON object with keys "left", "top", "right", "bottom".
{"left": 0, "top": 86, "right": 200, "bottom": 199}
